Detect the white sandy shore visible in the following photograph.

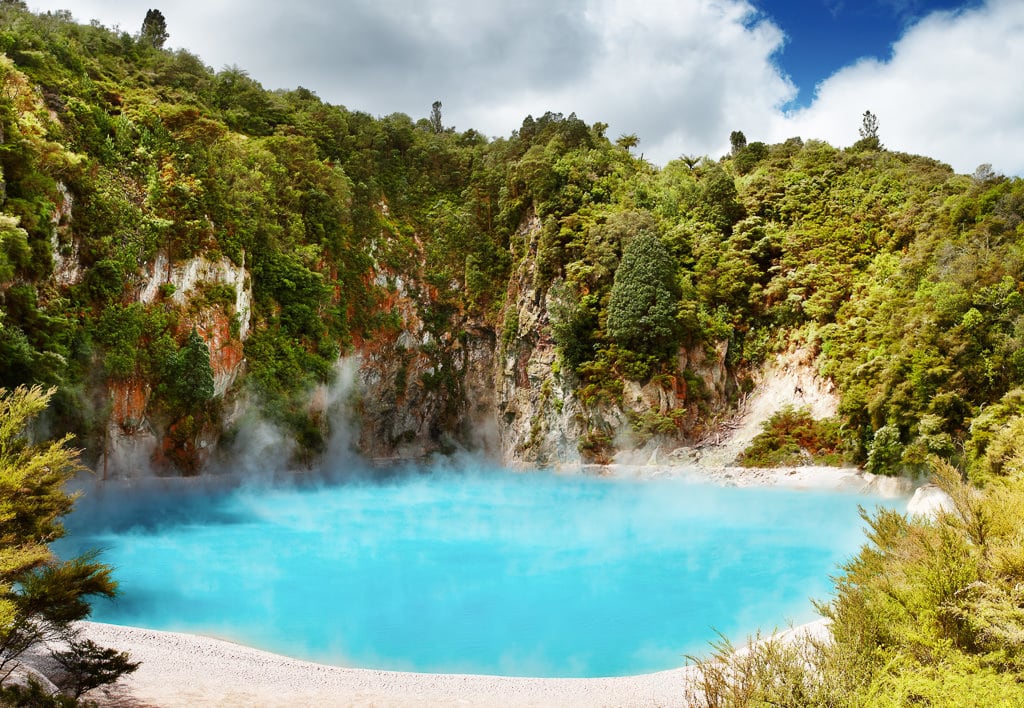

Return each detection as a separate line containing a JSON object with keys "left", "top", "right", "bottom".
{"left": 76, "top": 622, "right": 697, "bottom": 707}
{"left": 69, "top": 619, "right": 828, "bottom": 707}
{"left": 573, "top": 462, "right": 915, "bottom": 498}
{"left": 50, "top": 464, "right": 906, "bottom": 707}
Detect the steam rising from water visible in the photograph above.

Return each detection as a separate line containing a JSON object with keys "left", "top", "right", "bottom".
{"left": 58, "top": 464, "right": 902, "bottom": 678}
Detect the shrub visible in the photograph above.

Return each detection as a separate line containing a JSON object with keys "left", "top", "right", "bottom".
{"left": 689, "top": 458, "right": 1024, "bottom": 706}
{"left": 0, "top": 386, "right": 138, "bottom": 700}
{"left": 865, "top": 424, "right": 904, "bottom": 475}
{"left": 738, "top": 405, "right": 850, "bottom": 467}
{"left": 606, "top": 232, "right": 682, "bottom": 360}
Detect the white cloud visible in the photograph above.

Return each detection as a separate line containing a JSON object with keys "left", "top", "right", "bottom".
{"left": 547, "top": 0, "right": 796, "bottom": 164}
{"left": 452, "top": 0, "right": 797, "bottom": 164}
{"left": 780, "top": 0, "right": 1024, "bottom": 175}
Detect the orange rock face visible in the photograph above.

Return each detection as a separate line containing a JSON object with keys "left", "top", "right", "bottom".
{"left": 207, "top": 311, "right": 245, "bottom": 392}
{"left": 108, "top": 378, "right": 150, "bottom": 432}
{"left": 182, "top": 307, "right": 245, "bottom": 396}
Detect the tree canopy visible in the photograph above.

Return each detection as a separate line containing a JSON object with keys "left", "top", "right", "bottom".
{"left": 607, "top": 230, "right": 683, "bottom": 360}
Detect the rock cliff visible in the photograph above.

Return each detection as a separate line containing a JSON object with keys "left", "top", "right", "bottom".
{"left": 89, "top": 247, "right": 252, "bottom": 477}
{"left": 351, "top": 211, "right": 736, "bottom": 468}
{"left": 80, "top": 207, "right": 743, "bottom": 475}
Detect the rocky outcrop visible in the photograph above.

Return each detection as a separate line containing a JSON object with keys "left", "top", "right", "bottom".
{"left": 49, "top": 182, "right": 83, "bottom": 287}
{"left": 85, "top": 211, "right": 740, "bottom": 474}
{"left": 689, "top": 344, "right": 840, "bottom": 467}
{"left": 137, "top": 250, "right": 253, "bottom": 342}
{"left": 354, "top": 265, "right": 500, "bottom": 460}
{"left": 494, "top": 214, "right": 585, "bottom": 465}
{"left": 906, "top": 484, "right": 955, "bottom": 518}
{"left": 97, "top": 252, "right": 253, "bottom": 476}
{"left": 498, "top": 332, "right": 587, "bottom": 466}
{"left": 493, "top": 214, "right": 733, "bottom": 467}
{"left": 100, "top": 378, "right": 158, "bottom": 479}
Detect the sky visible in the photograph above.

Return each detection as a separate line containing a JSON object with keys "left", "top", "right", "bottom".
{"left": 24, "top": 0, "right": 1024, "bottom": 176}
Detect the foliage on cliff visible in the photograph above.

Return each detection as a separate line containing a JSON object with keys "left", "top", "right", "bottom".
{"left": 0, "top": 5, "right": 1023, "bottom": 474}
{"left": 737, "top": 406, "right": 851, "bottom": 467}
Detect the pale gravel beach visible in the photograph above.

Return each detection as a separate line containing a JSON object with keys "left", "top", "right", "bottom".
{"left": 575, "top": 462, "right": 915, "bottom": 498}
{"left": 71, "top": 619, "right": 830, "bottom": 707}
{"left": 74, "top": 621, "right": 702, "bottom": 707}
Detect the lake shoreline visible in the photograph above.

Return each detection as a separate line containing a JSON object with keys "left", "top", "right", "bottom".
{"left": 70, "top": 618, "right": 829, "bottom": 707}
{"left": 573, "top": 461, "right": 917, "bottom": 498}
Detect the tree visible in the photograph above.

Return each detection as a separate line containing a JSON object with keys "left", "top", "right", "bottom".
{"left": 616, "top": 133, "right": 639, "bottom": 152}
{"left": 165, "top": 328, "right": 216, "bottom": 411}
{"left": 697, "top": 165, "right": 745, "bottom": 233}
{"left": 733, "top": 140, "right": 768, "bottom": 174}
{"left": 140, "top": 8, "right": 168, "bottom": 49}
{"left": 606, "top": 232, "right": 683, "bottom": 361}
{"left": 548, "top": 279, "right": 598, "bottom": 371}
{"left": 429, "top": 100, "right": 443, "bottom": 134}
{"left": 0, "top": 386, "right": 137, "bottom": 699}
{"left": 680, "top": 154, "right": 701, "bottom": 169}
{"left": 856, "top": 109, "right": 881, "bottom": 149}
{"left": 730, "top": 130, "right": 747, "bottom": 155}
{"left": 51, "top": 639, "right": 140, "bottom": 700}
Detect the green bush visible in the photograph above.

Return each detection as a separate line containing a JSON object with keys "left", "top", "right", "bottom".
{"left": 866, "top": 424, "right": 905, "bottom": 475}
{"left": 160, "top": 328, "right": 215, "bottom": 413}
{"left": 606, "top": 231, "right": 682, "bottom": 360}
{"left": 738, "top": 405, "right": 850, "bottom": 467}
{"left": 690, "top": 459, "right": 1024, "bottom": 706}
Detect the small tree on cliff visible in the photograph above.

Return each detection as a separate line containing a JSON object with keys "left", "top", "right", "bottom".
{"left": 854, "top": 109, "right": 882, "bottom": 150}
{"left": 0, "top": 386, "right": 138, "bottom": 699}
{"left": 606, "top": 231, "right": 683, "bottom": 364}
{"left": 162, "top": 328, "right": 216, "bottom": 413}
{"left": 429, "top": 100, "right": 444, "bottom": 134}
{"left": 176, "top": 328, "right": 216, "bottom": 407}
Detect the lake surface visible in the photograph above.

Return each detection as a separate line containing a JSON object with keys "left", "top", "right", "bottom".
{"left": 58, "top": 465, "right": 902, "bottom": 677}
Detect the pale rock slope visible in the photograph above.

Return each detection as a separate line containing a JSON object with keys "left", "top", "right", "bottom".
{"left": 690, "top": 344, "right": 839, "bottom": 468}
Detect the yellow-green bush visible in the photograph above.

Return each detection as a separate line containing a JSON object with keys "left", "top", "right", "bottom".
{"left": 691, "top": 458, "right": 1024, "bottom": 706}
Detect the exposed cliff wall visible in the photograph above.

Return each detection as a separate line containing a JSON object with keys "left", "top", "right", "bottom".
{"left": 353, "top": 248, "right": 500, "bottom": 461}
{"left": 496, "top": 215, "right": 586, "bottom": 465}
{"left": 493, "top": 214, "right": 736, "bottom": 467}
{"left": 45, "top": 186, "right": 741, "bottom": 476}
{"left": 345, "top": 211, "right": 736, "bottom": 468}
{"left": 91, "top": 250, "right": 253, "bottom": 477}
{"left": 49, "top": 182, "right": 81, "bottom": 287}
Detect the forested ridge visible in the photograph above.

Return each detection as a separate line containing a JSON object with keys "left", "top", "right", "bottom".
{"left": 0, "top": 3, "right": 1023, "bottom": 481}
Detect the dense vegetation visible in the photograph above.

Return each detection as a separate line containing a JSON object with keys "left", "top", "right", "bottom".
{"left": 737, "top": 406, "right": 850, "bottom": 467}
{"left": 1, "top": 3, "right": 1023, "bottom": 476}
{"left": 690, "top": 459, "right": 1024, "bottom": 706}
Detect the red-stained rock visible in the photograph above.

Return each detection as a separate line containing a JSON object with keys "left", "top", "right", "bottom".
{"left": 108, "top": 378, "right": 150, "bottom": 432}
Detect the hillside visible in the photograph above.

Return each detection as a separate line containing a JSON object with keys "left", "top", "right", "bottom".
{"left": 1, "top": 5, "right": 1023, "bottom": 483}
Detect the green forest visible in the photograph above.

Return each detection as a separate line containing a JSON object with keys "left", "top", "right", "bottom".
{"left": 2, "top": 4, "right": 1024, "bottom": 704}
{"left": 2, "top": 4, "right": 1023, "bottom": 478}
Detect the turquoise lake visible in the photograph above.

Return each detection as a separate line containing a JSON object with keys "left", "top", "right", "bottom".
{"left": 58, "top": 465, "right": 903, "bottom": 677}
